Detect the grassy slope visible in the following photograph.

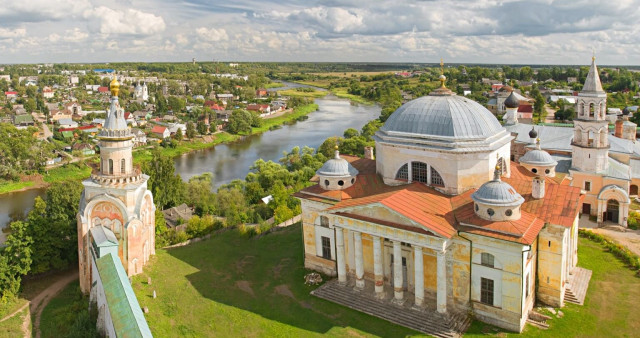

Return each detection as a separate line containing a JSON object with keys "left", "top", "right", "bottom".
{"left": 132, "top": 224, "right": 418, "bottom": 337}
{"left": 0, "top": 307, "right": 26, "bottom": 337}
{"left": 43, "top": 163, "right": 92, "bottom": 183}
{"left": 0, "top": 181, "right": 34, "bottom": 194}
{"left": 38, "top": 281, "right": 87, "bottom": 338}
{"left": 464, "top": 237, "right": 640, "bottom": 337}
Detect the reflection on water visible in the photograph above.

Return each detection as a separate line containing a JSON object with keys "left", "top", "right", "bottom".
{"left": 174, "top": 96, "right": 380, "bottom": 189}
{"left": 0, "top": 188, "right": 46, "bottom": 230}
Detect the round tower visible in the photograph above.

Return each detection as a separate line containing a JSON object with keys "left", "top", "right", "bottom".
{"left": 317, "top": 146, "right": 359, "bottom": 191}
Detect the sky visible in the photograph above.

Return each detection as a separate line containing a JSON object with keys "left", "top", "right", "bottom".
{"left": 1, "top": 0, "right": 639, "bottom": 65}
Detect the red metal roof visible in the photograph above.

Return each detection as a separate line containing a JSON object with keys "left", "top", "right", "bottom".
{"left": 295, "top": 159, "right": 582, "bottom": 244}
{"left": 151, "top": 125, "right": 167, "bottom": 133}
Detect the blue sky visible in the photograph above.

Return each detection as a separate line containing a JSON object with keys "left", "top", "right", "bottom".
{"left": 1, "top": 0, "right": 638, "bottom": 65}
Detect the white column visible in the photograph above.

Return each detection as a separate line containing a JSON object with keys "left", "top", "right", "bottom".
{"left": 437, "top": 249, "right": 447, "bottom": 313}
{"left": 354, "top": 231, "right": 365, "bottom": 289}
{"left": 414, "top": 246, "right": 424, "bottom": 307}
{"left": 393, "top": 240, "right": 403, "bottom": 301}
{"left": 336, "top": 227, "right": 347, "bottom": 284}
{"left": 373, "top": 235, "right": 384, "bottom": 295}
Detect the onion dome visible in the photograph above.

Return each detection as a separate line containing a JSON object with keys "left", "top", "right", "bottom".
{"left": 504, "top": 91, "right": 520, "bottom": 109}
{"left": 110, "top": 76, "right": 120, "bottom": 97}
{"left": 472, "top": 167, "right": 525, "bottom": 208}
{"left": 528, "top": 126, "right": 537, "bottom": 139}
{"left": 317, "top": 146, "right": 358, "bottom": 191}
{"left": 520, "top": 139, "right": 557, "bottom": 167}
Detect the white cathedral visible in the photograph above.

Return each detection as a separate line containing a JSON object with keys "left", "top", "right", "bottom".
{"left": 294, "top": 59, "right": 628, "bottom": 334}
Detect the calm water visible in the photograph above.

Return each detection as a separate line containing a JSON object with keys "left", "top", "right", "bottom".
{"left": 174, "top": 95, "right": 380, "bottom": 188}
{"left": 0, "top": 93, "right": 380, "bottom": 233}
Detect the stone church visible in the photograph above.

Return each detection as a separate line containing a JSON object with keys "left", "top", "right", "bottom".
{"left": 77, "top": 76, "right": 156, "bottom": 295}
{"left": 296, "top": 72, "right": 586, "bottom": 333}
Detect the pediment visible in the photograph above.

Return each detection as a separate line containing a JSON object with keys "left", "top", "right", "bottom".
{"left": 329, "top": 203, "right": 433, "bottom": 234}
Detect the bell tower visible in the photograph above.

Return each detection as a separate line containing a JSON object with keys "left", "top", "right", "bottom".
{"left": 571, "top": 57, "right": 609, "bottom": 172}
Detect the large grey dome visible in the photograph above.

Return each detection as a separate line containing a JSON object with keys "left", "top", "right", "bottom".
{"left": 316, "top": 151, "right": 358, "bottom": 177}
{"left": 380, "top": 95, "right": 503, "bottom": 140}
{"left": 520, "top": 148, "right": 556, "bottom": 166}
{"left": 472, "top": 177, "right": 524, "bottom": 207}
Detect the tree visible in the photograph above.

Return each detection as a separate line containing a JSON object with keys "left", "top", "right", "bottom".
{"left": 186, "top": 122, "right": 196, "bottom": 139}
{"left": 24, "top": 98, "right": 36, "bottom": 112}
{"left": 0, "top": 220, "right": 32, "bottom": 302}
{"left": 227, "top": 109, "right": 253, "bottom": 134}
{"left": 197, "top": 121, "right": 209, "bottom": 135}
{"left": 174, "top": 128, "right": 183, "bottom": 141}
{"left": 167, "top": 96, "right": 185, "bottom": 112}
{"left": 142, "top": 149, "right": 185, "bottom": 209}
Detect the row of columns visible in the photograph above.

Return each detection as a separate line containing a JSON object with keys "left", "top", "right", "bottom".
{"left": 335, "top": 227, "right": 447, "bottom": 313}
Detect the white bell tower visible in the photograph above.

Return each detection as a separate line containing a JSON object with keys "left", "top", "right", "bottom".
{"left": 571, "top": 57, "right": 609, "bottom": 172}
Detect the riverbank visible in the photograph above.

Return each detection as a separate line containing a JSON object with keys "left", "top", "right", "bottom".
{"left": 0, "top": 103, "right": 321, "bottom": 196}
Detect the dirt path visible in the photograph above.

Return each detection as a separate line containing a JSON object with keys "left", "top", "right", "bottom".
{"left": 31, "top": 270, "right": 78, "bottom": 338}
{"left": 1, "top": 270, "right": 78, "bottom": 338}
{"left": 589, "top": 228, "right": 640, "bottom": 257}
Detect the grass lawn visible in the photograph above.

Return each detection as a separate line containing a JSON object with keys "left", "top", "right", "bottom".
{"left": 250, "top": 104, "right": 319, "bottom": 134}
{"left": 132, "top": 224, "right": 419, "bottom": 337}
{"left": 464, "top": 237, "right": 640, "bottom": 337}
{"left": 277, "top": 89, "right": 328, "bottom": 98}
{"left": 331, "top": 88, "right": 375, "bottom": 105}
{"left": 38, "top": 281, "right": 88, "bottom": 338}
{"left": 0, "top": 181, "right": 34, "bottom": 194}
{"left": 0, "top": 307, "right": 27, "bottom": 337}
{"left": 43, "top": 163, "right": 92, "bottom": 183}
{"left": 133, "top": 132, "right": 239, "bottom": 165}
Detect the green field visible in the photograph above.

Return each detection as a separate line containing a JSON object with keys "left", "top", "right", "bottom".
{"left": 38, "top": 281, "right": 92, "bottom": 338}
{"left": 131, "top": 224, "right": 417, "bottom": 337}
{"left": 276, "top": 89, "right": 328, "bottom": 98}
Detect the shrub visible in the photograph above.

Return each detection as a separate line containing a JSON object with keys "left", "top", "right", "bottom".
{"left": 579, "top": 229, "right": 640, "bottom": 272}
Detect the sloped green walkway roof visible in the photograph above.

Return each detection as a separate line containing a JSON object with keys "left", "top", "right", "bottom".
{"left": 96, "top": 253, "right": 152, "bottom": 337}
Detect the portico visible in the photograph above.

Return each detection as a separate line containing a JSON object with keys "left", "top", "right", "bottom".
{"left": 332, "top": 214, "right": 450, "bottom": 313}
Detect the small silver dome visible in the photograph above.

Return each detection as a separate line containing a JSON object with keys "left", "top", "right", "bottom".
{"left": 520, "top": 149, "right": 557, "bottom": 166}
{"left": 380, "top": 95, "right": 503, "bottom": 140}
{"left": 316, "top": 149, "right": 359, "bottom": 177}
{"left": 472, "top": 170, "right": 524, "bottom": 207}
{"left": 520, "top": 139, "right": 557, "bottom": 166}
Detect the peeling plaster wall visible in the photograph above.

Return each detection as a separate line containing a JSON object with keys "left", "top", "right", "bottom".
{"left": 537, "top": 224, "right": 568, "bottom": 307}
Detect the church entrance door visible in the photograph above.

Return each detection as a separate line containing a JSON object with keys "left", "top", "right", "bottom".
{"left": 582, "top": 203, "right": 591, "bottom": 215}
{"left": 605, "top": 199, "right": 619, "bottom": 223}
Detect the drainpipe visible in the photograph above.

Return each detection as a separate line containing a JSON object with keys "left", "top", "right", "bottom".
{"left": 457, "top": 231, "right": 473, "bottom": 309}
{"left": 521, "top": 244, "right": 533, "bottom": 323}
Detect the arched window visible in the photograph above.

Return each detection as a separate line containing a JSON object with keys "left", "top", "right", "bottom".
{"left": 411, "top": 162, "right": 428, "bottom": 183}
{"left": 108, "top": 159, "right": 113, "bottom": 175}
{"left": 580, "top": 102, "right": 585, "bottom": 116}
{"left": 589, "top": 103, "right": 594, "bottom": 117}
{"left": 481, "top": 252, "right": 495, "bottom": 268}
{"left": 121, "top": 159, "right": 126, "bottom": 173}
{"left": 497, "top": 157, "right": 505, "bottom": 175}
{"left": 396, "top": 163, "right": 409, "bottom": 181}
{"left": 430, "top": 167, "right": 444, "bottom": 186}
{"left": 320, "top": 216, "right": 329, "bottom": 228}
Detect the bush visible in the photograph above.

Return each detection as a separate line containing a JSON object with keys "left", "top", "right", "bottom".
{"left": 579, "top": 229, "right": 640, "bottom": 272}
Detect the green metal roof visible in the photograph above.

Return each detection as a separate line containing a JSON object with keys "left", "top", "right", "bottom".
{"left": 96, "top": 253, "right": 153, "bottom": 338}
{"left": 61, "top": 131, "right": 74, "bottom": 138}
{"left": 13, "top": 114, "right": 34, "bottom": 124}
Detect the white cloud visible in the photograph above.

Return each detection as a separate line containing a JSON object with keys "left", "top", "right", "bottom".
{"left": 86, "top": 7, "right": 166, "bottom": 36}
{"left": 63, "top": 28, "right": 89, "bottom": 42}
{"left": 0, "top": 28, "right": 27, "bottom": 39}
{"left": 196, "top": 27, "right": 229, "bottom": 42}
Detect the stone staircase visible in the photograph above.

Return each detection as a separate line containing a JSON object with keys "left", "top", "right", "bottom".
{"left": 565, "top": 267, "right": 592, "bottom": 305}
{"left": 311, "top": 280, "right": 470, "bottom": 338}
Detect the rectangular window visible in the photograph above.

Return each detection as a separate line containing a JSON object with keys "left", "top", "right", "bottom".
{"left": 321, "top": 236, "right": 331, "bottom": 260}
{"left": 481, "top": 277, "right": 494, "bottom": 306}
{"left": 525, "top": 274, "right": 530, "bottom": 298}
{"left": 584, "top": 181, "right": 591, "bottom": 192}
{"left": 320, "top": 216, "right": 329, "bottom": 228}
{"left": 481, "top": 253, "right": 495, "bottom": 268}
{"left": 411, "top": 162, "right": 428, "bottom": 183}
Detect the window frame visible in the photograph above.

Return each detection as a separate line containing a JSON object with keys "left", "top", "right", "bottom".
{"left": 480, "top": 277, "right": 494, "bottom": 306}
{"left": 321, "top": 236, "right": 331, "bottom": 260}
{"left": 481, "top": 252, "right": 495, "bottom": 268}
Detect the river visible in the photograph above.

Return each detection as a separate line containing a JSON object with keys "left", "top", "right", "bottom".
{"left": 0, "top": 91, "right": 380, "bottom": 233}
